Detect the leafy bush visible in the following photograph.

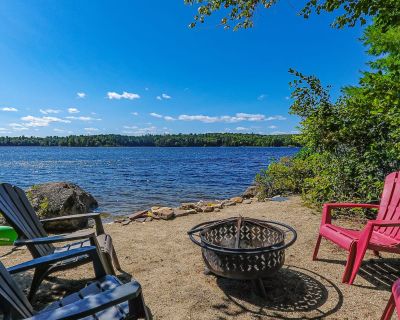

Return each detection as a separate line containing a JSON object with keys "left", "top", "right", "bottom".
{"left": 256, "top": 153, "right": 314, "bottom": 199}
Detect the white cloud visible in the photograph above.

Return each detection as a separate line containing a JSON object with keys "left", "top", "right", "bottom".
{"left": 68, "top": 108, "right": 80, "bottom": 114}
{"left": 40, "top": 109, "right": 61, "bottom": 114}
{"left": 20, "top": 115, "right": 71, "bottom": 127}
{"left": 268, "top": 125, "right": 278, "bottom": 129}
{"left": 123, "top": 125, "right": 138, "bottom": 129}
{"left": 1, "top": 107, "right": 18, "bottom": 112}
{"left": 107, "top": 91, "right": 140, "bottom": 100}
{"left": 131, "top": 112, "right": 139, "bottom": 116}
{"left": 9, "top": 123, "right": 28, "bottom": 131}
{"left": 122, "top": 126, "right": 158, "bottom": 135}
{"left": 164, "top": 116, "right": 175, "bottom": 121}
{"left": 66, "top": 116, "right": 102, "bottom": 121}
{"left": 178, "top": 115, "right": 219, "bottom": 123}
{"left": 156, "top": 93, "right": 172, "bottom": 100}
{"left": 149, "top": 112, "right": 163, "bottom": 118}
{"left": 177, "top": 113, "right": 286, "bottom": 123}
{"left": 236, "top": 127, "right": 248, "bottom": 131}
{"left": 257, "top": 94, "right": 266, "bottom": 101}
{"left": 84, "top": 127, "right": 99, "bottom": 132}
{"left": 0, "top": 127, "right": 11, "bottom": 134}
{"left": 77, "top": 92, "right": 86, "bottom": 99}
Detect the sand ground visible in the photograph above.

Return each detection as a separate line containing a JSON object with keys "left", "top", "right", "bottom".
{"left": 1, "top": 196, "right": 398, "bottom": 319}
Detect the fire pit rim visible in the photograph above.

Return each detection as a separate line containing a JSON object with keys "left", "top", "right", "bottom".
{"left": 187, "top": 217, "right": 297, "bottom": 255}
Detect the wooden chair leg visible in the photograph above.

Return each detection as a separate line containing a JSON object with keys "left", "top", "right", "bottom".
{"left": 28, "top": 266, "right": 48, "bottom": 301}
{"left": 312, "top": 235, "right": 322, "bottom": 261}
{"left": 381, "top": 294, "right": 395, "bottom": 320}
{"left": 129, "top": 291, "right": 150, "bottom": 319}
{"left": 111, "top": 245, "right": 122, "bottom": 271}
{"left": 102, "top": 251, "right": 116, "bottom": 276}
{"left": 342, "top": 242, "right": 357, "bottom": 284}
{"left": 348, "top": 244, "right": 369, "bottom": 285}
{"left": 373, "top": 250, "right": 381, "bottom": 258}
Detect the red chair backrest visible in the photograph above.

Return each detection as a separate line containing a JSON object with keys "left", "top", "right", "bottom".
{"left": 376, "top": 171, "right": 400, "bottom": 238}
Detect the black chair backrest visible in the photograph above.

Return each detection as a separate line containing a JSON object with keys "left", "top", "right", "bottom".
{"left": 0, "top": 183, "right": 54, "bottom": 257}
{"left": 0, "top": 261, "right": 34, "bottom": 318}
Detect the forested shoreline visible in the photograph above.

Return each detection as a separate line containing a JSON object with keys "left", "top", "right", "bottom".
{"left": 0, "top": 133, "right": 300, "bottom": 147}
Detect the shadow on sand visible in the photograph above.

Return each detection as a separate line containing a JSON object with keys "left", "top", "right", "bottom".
{"left": 212, "top": 265, "right": 343, "bottom": 319}
{"left": 317, "top": 256, "right": 400, "bottom": 291}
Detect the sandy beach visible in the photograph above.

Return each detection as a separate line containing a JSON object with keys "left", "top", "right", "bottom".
{"left": 1, "top": 196, "right": 397, "bottom": 319}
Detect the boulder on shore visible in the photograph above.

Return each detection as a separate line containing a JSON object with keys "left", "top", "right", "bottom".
{"left": 242, "top": 185, "right": 258, "bottom": 199}
{"left": 26, "top": 182, "right": 98, "bottom": 232}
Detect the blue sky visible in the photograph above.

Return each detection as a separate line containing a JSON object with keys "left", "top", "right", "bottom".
{"left": 0, "top": 1, "right": 367, "bottom": 137}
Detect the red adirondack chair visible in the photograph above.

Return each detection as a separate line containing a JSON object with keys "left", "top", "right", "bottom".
{"left": 382, "top": 278, "right": 400, "bottom": 320}
{"left": 313, "top": 171, "right": 400, "bottom": 284}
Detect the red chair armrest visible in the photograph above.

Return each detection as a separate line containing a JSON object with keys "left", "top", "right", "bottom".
{"left": 321, "top": 203, "right": 380, "bottom": 225}
{"left": 324, "top": 203, "right": 380, "bottom": 209}
{"left": 367, "top": 220, "right": 400, "bottom": 227}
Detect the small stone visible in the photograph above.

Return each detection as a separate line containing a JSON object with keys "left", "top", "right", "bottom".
{"left": 230, "top": 196, "right": 243, "bottom": 203}
{"left": 186, "top": 209, "right": 197, "bottom": 214}
{"left": 179, "top": 203, "right": 197, "bottom": 210}
{"left": 214, "top": 208, "right": 220, "bottom": 212}
{"left": 243, "top": 199, "right": 252, "bottom": 204}
{"left": 152, "top": 207, "right": 175, "bottom": 220}
{"left": 174, "top": 209, "right": 190, "bottom": 218}
{"left": 202, "top": 206, "right": 214, "bottom": 213}
{"left": 224, "top": 201, "right": 236, "bottom": 206}
{"left": 128, "top": 209, "right": 148, "bottom": 221}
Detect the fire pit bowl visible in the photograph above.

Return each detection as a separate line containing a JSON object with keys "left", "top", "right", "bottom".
{"left": 188, "top": 217, "right": 297, "bottom": 280}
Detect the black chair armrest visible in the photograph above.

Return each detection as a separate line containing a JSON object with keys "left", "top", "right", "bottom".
{"left": 7, "top": 246, "right": 101, "bottom": 275}
{"left": 14, "top": 230, "right": 95, "bottom": 246}
{"left": 26, "top": 281, "right": 142, "bottom": 320}
{"left": 40, "top": 213, "right": 105, "bottom": 235}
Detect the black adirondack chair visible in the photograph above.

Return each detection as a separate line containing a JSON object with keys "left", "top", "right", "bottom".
{"left": 0, "top": 246, "right": 148, "bottom": 319}
{"left": 0, "top": 183, "right": 121, "bottom": 300}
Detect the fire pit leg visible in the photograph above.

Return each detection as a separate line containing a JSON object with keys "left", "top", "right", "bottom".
{"left": 204, "top": 267, "right": 212, "bottom": 275}
{"left": 252, "top": 278, "right": 267, "bottom": 298}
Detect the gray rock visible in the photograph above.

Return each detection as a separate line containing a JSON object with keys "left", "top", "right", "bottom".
{"left": 242, "top": 185, "right": 258, "bottom": 199}
{"left": 223, "top": 201, "right": 236, "bottom": 207}
{"left": 26, "top": 182, "right": 98, "bottom": 232}
{"left": 243, "top": 199, "right": 252, "bottom": 204}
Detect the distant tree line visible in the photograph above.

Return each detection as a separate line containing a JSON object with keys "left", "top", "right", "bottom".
{"left": 0, "top": 133, "right": 300, "bottom": 147}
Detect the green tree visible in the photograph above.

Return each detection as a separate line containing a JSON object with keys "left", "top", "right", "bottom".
{"left": 257, "top": 19, "right": 400, "bottom": 207}
{"left": 185, "top": 0, "right": 400, "bottom": 30}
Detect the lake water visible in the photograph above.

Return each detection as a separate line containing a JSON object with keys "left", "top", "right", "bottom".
{"left": 0, "top": 147, "right": 299, "bottom": 215}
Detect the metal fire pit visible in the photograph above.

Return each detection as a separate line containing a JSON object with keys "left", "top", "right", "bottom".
{"left": 188, "top": 216, "right": 297, "bottom": 295}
